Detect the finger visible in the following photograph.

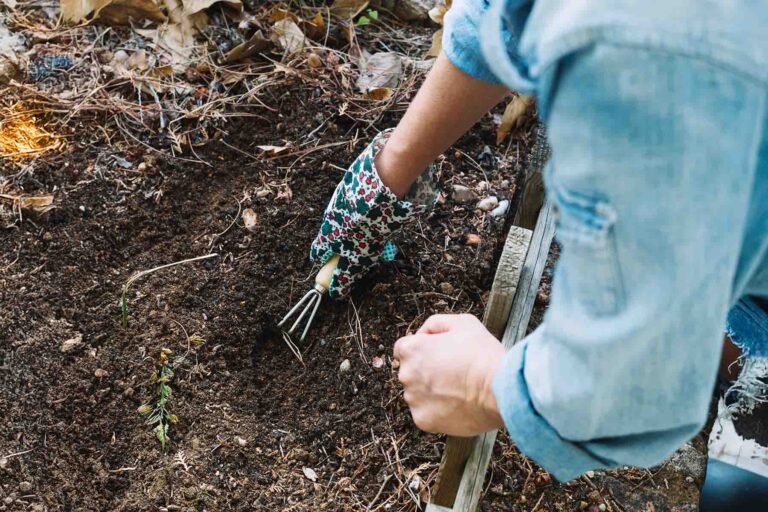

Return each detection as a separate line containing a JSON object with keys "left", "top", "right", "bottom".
{"left": 393, "top": 334, "right": 416, "bottom": 361}
{"left": 417, "top": 314, "right": 458, "bottom": 335}
{"left": 402, "top": 389, "right": 415, "bottom": 405}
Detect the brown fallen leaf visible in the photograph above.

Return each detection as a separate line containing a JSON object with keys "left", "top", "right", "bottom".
{"left": 256, "top": 145, "right": 290, "bottom": 156}
{"left": 301, "top": 11, "right": 325, "bottom": 40}
{"left": 428, "top": 0, "right": 452, "bottom": 25}
{"left": 223, "top": 30, "right": 272, "bottom": 63}
{"left": 242, "top": 208, "right": 258, "bottom": 232}
{"left": 61, "top": 0, "right": 167, "bottom": 25}
{"left": 329, "top": 0, "right": 369, "bottom": 19}
{"left": 269, "top": 5, "right": 299, "bottom": 23}
{"left": 92, "top": 0, "right": 167, "bottom": 25}
{"left": 0, "top": 193, "right": 55, "bottom": 214}
{"left": 271, "top": 19, "right": 306, "bottom": 54}
{"left": 496, "top": 94, "right": 534, "bottom": 144}
{"left": 183, "top": 0, "right": 243, "bottom": 17}
{"left": 356, "top": 52, "right": 402, "bottom": 93}
{"left": 425, "top": 29, "right": 442, "bottom": 58}
{"left": 365, "top": 87, "right": 393, "bottom": 101}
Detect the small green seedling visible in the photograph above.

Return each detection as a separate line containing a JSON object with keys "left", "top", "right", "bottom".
{"left": 138, "top": 348, "right": 178, "bottom": 451}
{"left": 356, "top": 9, "right": 379, "bottom": 26}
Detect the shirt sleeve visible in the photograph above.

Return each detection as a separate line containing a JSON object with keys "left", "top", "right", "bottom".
{"left": 442, "top": 0, "right": 505, "bottom": 84}
{"left": 492, "top": 43, "right": 763, "bottom": 481}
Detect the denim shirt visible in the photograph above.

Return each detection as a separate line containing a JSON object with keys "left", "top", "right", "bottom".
{"left": 443, "top": 0, "right": 768, "bottom": 481}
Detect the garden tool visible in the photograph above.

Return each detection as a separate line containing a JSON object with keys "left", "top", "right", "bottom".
{"left": 277, "top": 255, "right": 340, "bottom": 342}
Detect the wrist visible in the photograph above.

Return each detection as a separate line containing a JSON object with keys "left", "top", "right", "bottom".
{"left": 477, "top": 347, "right": 506, "bottom": 430}
{"left": 374, "top": 135, "right": 425, "bottom": 199}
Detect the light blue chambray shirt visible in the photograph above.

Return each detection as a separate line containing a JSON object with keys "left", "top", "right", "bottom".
{"left": 443, "top": 0, "right": 768, "bottom": 481}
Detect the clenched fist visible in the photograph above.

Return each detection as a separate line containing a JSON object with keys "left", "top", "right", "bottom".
{"left": 394, "top": 314, "right": 506, "bottom": 437}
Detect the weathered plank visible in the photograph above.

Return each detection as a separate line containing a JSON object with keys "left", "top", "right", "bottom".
{"left": 429, "top": 226, "right": 532, "bottom": 508}
{"left": 451, "top": 202, "right": 556, "bottom": 512}
{"left": 512, "top": 125, "right": 550, "bottom": 230}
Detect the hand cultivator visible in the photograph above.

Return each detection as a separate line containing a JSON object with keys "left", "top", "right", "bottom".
{"left": 277, "top": 255, "right": 340, "bottom": 342}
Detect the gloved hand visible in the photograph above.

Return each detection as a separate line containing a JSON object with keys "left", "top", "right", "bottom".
{"left": 309, "top": 129, "right": 438, "bottom": 297}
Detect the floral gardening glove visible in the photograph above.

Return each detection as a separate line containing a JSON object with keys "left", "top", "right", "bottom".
{"left": 309, "top": 130, "right": 439, "bottom": 298}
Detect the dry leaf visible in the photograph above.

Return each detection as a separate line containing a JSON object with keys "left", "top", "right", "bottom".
{"left": 269, "top": 5, "right": 299, "bottom": 23}
{"left": 271, "top": 19, "right": 305, "bottom": 54}
{"left": 19, "top": 195, "right": 54, "bottom": 209}
{"left": 223, "top": 30, "right": 271, "bottom": 63}
{"left": 426, "top": 29, "right": 442, "bottom": 58}
{"left": 61, "top": 0, "right": 166, "bottom": 25}
{"left": 356, "top": 52, "right": 402, "bottom": 93}
{"left": 1, "top": 193, "right": 55, "bottom": 214}
{"left": 242, "top": 208, "right": 258, "bottom": 232}
{"left": 428, "top": 0, "right": 452, "bottom": 25}
{"left": 365, "top": 87, "right": 393, "bottom": 101}
{"left": 496, "top": 95, "right": 534, "bottom": 144}
{"left": 276, "top": 185, "right": 293, "bottom": 201}
{"left": 329, "top": 0, "right": 369, "bottom": 19}
{"left": 256, "top": 145, "right": 290, "bottom": 156}
{"left": 183, "top": 0, "right": 242, "bottom": 17}
{"left": 302, "top": 467, "right": 318, "bottom": 482}
{"left": 301, "top": 11, "right": 325, "bottom": 40}
{"left": 60, "top": 0, "right": 98, "bottom": 22}
{"left": 92, "top": 0, "right": 167, "bottom": 25}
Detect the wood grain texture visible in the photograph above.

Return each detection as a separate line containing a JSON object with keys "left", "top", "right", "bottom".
{"left": 451, "top": 202, "right": 556, "bottom": 512}
{"left": 430, "top": 227, "right": 532, "bottom": 507}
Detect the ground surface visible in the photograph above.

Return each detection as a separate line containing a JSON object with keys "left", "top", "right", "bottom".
{"left": 1, "top": 2, "right": 707, "bottom": 511}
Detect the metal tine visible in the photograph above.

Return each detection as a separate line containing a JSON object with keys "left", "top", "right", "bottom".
{"left": 299, "top": 292, "right": 323, "bottom": 342}
{"left": 287, "top": 291, "right": 319, "bottom": 334}
{"left": 277, "top": 289, "right": 316, "bottom": 328}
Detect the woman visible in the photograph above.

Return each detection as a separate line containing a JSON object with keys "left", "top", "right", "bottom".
{"left": 309, "top": 0, "right": 768, "bottom": 481}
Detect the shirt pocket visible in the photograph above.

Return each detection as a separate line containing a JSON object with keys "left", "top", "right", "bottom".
{"left": 553, "top": 187, "right": 625, "bottom": 316}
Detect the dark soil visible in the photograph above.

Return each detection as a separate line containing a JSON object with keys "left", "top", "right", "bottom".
{"left": 0, "top": 8, "right": 708, "bottom": 512}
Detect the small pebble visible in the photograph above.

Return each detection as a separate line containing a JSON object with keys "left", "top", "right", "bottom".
{"left": 94, "top": 368, "right": 109, "bottom": 378}
{"left": 452, "top": 184, "right": 478, "bottom": 203}
{"left": 236, "top": 436, "right": 247, "bottom": 447}
{"left": 585, "top": 470, "right": 595, "bottom": 478}
{"left": 439, "top": 282, "right": 454, "bottom": 295}
{"left": 18, "top": 481, "right": 32, "bottom": 493}
{"left": 685, "top": 476, "right": 694, "bottom": 483}
{"left": 339, "top": 359, "right": 351, "bottom": 373}
{"left": 61, "top": 334, "right": 83, "bottom": 353}
{"left": 113, "top": 49, "right": 129, "bottom": 64}
{"left": 598, "top": 504, "right": 606, "bottom": 512}
{"left": 476, "top": 196, "right": 499, "bottom": 212}
{"left": 490, "top": 199, "right": 510, "bottom": 218}
{"left": 579, "top": 502, "right": 589, "bottom": 510}
{"left": 464, "top": 233, "right": 481, "bottom": 246}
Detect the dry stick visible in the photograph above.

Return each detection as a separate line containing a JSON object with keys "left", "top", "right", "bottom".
{"left": 121, "top": 253, "right": 218, "bottom": 328}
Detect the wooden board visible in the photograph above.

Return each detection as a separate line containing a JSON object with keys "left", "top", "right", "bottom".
{"left": 429, "top": 226, "right": 532, "bottom": 507}
{"left": 427, "top": 202, "right": 555, "bottom": 512}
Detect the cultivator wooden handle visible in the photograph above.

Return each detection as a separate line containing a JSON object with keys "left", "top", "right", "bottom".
{"left": 315, "top": 254, "right": 340, "bottom": 291}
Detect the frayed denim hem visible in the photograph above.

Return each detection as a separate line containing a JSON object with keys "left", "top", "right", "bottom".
{"left": 726, "top": 297, "right": 768, "bottom": 358}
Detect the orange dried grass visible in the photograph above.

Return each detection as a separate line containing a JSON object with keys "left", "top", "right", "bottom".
{"left": 0, "top": 104, "right": 63, "bottom": 160}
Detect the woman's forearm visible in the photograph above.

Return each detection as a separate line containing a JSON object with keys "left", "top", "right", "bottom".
{"left": 376, "top": 52, "right": 509, "bottom": 198}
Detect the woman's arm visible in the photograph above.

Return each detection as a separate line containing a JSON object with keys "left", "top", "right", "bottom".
{"left": 376, "top": 51, "right": 509, "bottom": 198}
